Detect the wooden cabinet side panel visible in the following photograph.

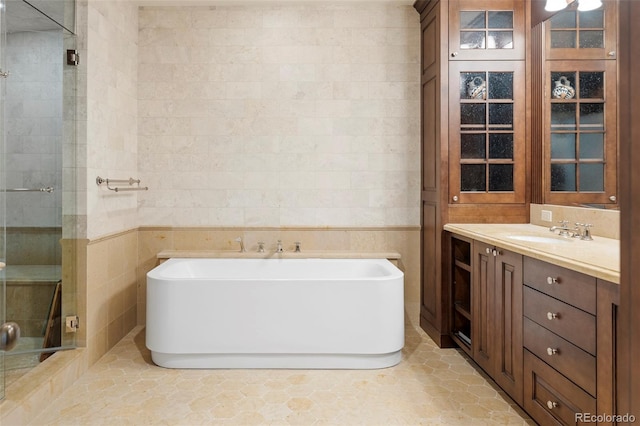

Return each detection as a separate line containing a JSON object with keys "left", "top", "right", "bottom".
{"left": 597, "top": 279, "right": 620, "bottom": 425}
{"left": 495, "top": 250, "right": 524, "bottom": 405}
{"left": 473, "top": 241, "right": 495, "bottom": 376}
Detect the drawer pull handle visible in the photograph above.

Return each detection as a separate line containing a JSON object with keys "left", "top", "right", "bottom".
{"left": 547, "top": 276, "right": 558, "bottom": 285}
{"left": 547, "top": 312, "right": 559, "bottom": 320}
{"left": 547, "top": 401, "right": 558, "bottom": 409}
{"left": 547, "top": 347, "right": 559, "bottom": 356}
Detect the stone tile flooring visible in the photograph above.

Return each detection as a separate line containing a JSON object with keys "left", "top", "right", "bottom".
{"left": 29, "top": 307, "right": 533, "bottom": 425}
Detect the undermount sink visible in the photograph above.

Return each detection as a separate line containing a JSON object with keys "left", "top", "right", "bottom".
{"left": 506, "top": 235, "right": 572, "bottom": 244}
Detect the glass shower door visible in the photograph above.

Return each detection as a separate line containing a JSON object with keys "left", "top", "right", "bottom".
{"left": 0, "top": 0, "right": 76, "bottom": 394}
{"left": 0, "top": 0, "right": 8, "bottom": 400}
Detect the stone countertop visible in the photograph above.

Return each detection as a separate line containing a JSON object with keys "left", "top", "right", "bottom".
{"left": 444, "top": 223, "right": 620, "bottom": 284}
{"left": 157, "top": 250, "right": 402, "bottom": 260}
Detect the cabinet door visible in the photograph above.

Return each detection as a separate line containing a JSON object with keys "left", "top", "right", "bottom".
{"left": 449, "top": 0, "right": 525, "bottom": 61}
{"left": 494, "top": 249, "right": 523, "bottom": 406}
{"left": 472, "top": 241, "right": 496, "bottom": 376}
{"left": 545, "top": 0, "right": 617, "bottom": 61}
{"left": 449, "top": 61, "right": 526, "bottom": 204}
{"left": 544, "top": 60, "right": 617, "bottom": 205}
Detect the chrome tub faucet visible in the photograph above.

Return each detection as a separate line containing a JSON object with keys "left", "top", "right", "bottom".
{"left": 235, "top": 237, "right": 245, "bottom": 252}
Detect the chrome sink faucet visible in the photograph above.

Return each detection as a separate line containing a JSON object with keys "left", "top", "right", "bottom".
{"left": 549, "top": 220, "right": 594, "bottom": 240}
{"left": 549, "top": 220, "right": 571, "bottom": 237}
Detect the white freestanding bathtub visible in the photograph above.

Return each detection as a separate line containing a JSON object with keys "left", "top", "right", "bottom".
{"left": 146, "top": 257, "right": 404, "bottom": 369}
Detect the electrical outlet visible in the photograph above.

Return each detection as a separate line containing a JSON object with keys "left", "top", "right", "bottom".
{"left": 541, "top": 210, "right": 553, "bottom": 222}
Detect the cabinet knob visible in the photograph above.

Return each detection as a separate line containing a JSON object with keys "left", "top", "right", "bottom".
{"left": 608, "top": 51, "right": 616, "bottom": 57}
{"left": 452, "top": 195, "right": 459, "bottom": 202}
{"left": 451, "top": 51, "right": 459, "bottom": 57}
{"left": 546, "top": 276, "right": 558, "bottom": 285}
{"left": 547, "top": 312, "right": 559, "bottom": 320}
{"left": 546, "top": 401, "right": 559, "bottom": 409}
{"left": 547, "top": 347, "right": 559, "bottom": 356}
{"left": 609, "top": 195, "right": 617, "bottom": 202}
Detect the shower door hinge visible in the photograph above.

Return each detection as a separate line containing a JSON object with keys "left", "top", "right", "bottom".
{"left": 66, "top": 50, "right": 79, "bottom": 66}
{"left": 65, "top": 315, "right": 79, "bottom": 332}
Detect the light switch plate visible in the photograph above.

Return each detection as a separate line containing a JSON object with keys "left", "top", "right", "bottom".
{"left": 541, "top": 210, "right": 552, "bottom": 222}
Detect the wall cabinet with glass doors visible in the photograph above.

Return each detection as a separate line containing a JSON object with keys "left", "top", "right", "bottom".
{"left": 542, "top": 0, "right": 618, "bottom": 206}
{"left": 448, "top": 0, "right": 526, "bottom": 206}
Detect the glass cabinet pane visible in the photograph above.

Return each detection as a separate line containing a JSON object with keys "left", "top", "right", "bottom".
{"left": 461, "top": 134, "right": 486, "bottom": 159}
{"left": 461, "top": 164, "right": 486, "bottom": 191}
{"left": 489, "top": 164, "right": 513, "bottom": 191}
{"left": 461, "top": 104, "right": 486, "bottom": 127}
{"left": 551, "top": 104, "right": 576, "bottom": 128}
{"left": 579, "top": 103, "right": 604, "bottom": 130}
{"left": 551, "top": 164, "right": 576, "bottom": 191}
{"left": 488, "top": 11, "right": 513, "bottom": 29}
{"left": 460, "top": 11, "right": 485, "bottom": 29}
{"left": 551, "top": 133, "right": 576, "bottom": 159}
{"left": 579, "top": 72, "right": 604, "bottom": 99}
{"left": 488, "top": 73, "right": 513, "bottom": 99}
{"left": 460, "top": 32, "right": 486, "bottom": 49}
{"left": 579, "top": 10, "right": 604, "bottom": 28}
{"left": 579, "top": 31, "right": 604, "bottom": 48}
{"left": 489, "top": 104, "right": 513, "bottom": 128}
{"left": 580, "top": 133, "right": 604, "bottom": 159}
{"left": 489, "top": 134, "right": 513, "bottom": 159}
{"left": 488, "top": 31, "right": 513, "bottom": 49}
{"left": 580, "top": 163, "right": 604, "bottom": 191}
{"left": 550, "top": 11, "right": 576, "bottom": 28}
{"left": 550, "top": 31, "right": 577, "bottom": 48}
{"left": 462, "top": 72, "right": 487, "bottom": 99}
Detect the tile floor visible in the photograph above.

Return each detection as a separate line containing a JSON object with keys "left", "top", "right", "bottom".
{"left": 28, "top": 306, "right": 532, "bottom": 425}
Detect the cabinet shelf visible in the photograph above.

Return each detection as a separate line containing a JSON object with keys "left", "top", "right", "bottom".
{"left": 455, "top": 302, "right": 472, "bottom": 320}
{"left": 454, "top": 260, "right": 471, "bottom": 272}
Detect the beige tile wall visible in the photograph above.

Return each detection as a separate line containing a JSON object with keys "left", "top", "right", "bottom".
{"left": 85, "top": 229, "right": 138, "bottom": 366}
{"left": 136, "top": 4, "right": 421, "bottom": 228}
{"left": 84, "top": 0, "right": 139, "bottom": 240}
{"left": 137, "top": 226, "right": 421, "bottom": 325}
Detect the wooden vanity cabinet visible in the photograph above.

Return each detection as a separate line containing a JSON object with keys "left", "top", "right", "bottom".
{"left": 447, "top": 234, "right": 620, "bottom": 424}
{"left": 473, "top": 241, "right": 523, "bottom": 405}
{"left": 522, "top": 258, "right": 598, "bottom": 425}
{"left": 449, "top": 238, "right": 524, "bottom": 405}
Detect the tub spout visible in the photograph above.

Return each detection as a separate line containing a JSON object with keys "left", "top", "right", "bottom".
{"left": 235, "top": 237, "right": 245, "bottom": 253}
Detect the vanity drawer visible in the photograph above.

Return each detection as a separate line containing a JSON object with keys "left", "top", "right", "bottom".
{"left": 523, "top": 258, "right": 596, "bottom": 314}
{"left": 524, "top": 350, "right": 596, "bottom": 426}
{"left": 523, "top": 286, "right": 596, "bottom": 355}
{"left": 523, "top": 318, "right": 596, "bottom": 396}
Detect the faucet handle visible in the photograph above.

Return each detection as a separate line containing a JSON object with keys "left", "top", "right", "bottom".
{"left": 257, "top": 242, "right": 265, "bottom": 253}
{"left": 558, "top": 220, "right": 569, "bottom": 227}
{"left": 294, "top": 241, "right": 301, "bottom": 252}
{"left": 582, "top": 224, "right": 594, "bottom": 241}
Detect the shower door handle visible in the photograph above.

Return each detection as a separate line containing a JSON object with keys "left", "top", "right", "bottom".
{"left": 1, "top": 322, "right": 21, "bottom": 352}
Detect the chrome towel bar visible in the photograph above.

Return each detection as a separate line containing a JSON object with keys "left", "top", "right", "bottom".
{"left": 4, "top": 187, "right": 54, "bottom": 193}
{"left": 96, "top": 176, "right": 148, "bottom": 192}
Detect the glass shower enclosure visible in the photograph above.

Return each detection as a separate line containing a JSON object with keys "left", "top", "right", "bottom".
{"left": 0, "top": 0, "right": 77, "bottom": 399}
